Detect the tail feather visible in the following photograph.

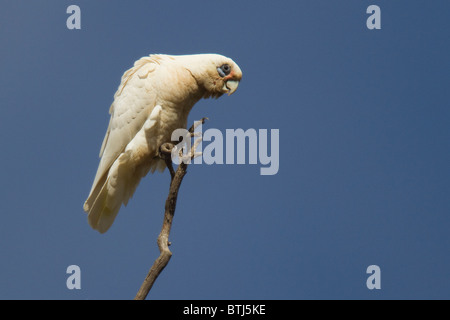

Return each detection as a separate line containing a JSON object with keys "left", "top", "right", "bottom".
{"left": 84, "top": 152, "right": 135, "bottom": 233}
{"left": 86, "top": 178, "right": 121, "bottom": 233}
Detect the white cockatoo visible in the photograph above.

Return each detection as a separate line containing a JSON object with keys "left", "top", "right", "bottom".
{"left": 84, "top": 54, "right": 242, "bottom": 233}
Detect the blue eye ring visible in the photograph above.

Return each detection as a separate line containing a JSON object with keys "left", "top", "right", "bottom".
{"left": 217, "top": 64, "right": 231, "bottom": 77}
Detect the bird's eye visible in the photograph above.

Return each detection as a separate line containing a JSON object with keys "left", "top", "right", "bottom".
{"left": 217, "top": 64, "right": 231, "bottom": 77}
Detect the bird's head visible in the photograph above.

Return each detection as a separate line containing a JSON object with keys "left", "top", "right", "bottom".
{"left": 181, "top": 54, "right": 242, "bottom": 99}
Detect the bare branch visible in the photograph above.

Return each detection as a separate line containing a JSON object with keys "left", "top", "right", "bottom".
{"left": 134, "top": 118, "right": 207, "bottom": 300}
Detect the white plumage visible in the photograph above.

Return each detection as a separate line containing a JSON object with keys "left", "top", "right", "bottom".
{"left": 84, "top": 54, "right": 242, "bottom": 233}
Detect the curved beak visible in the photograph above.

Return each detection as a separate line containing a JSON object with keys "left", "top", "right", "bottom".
{"left": 225, "top": 80, "right": 240, "bottom": 96}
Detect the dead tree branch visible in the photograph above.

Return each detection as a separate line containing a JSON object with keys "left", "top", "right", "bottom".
{"left": 134, "top": 118, "right": 207, "bottom": 300}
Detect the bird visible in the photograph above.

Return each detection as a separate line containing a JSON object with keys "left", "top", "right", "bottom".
{"left": 83, "top": 54, "right": 242, "bottom": 233}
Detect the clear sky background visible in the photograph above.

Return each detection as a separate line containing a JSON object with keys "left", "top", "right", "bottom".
{"left": 0, "top": 0, "right": 449, "bottom": 300}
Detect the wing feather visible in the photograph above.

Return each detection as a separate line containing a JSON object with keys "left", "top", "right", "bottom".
{"left": 88, "top": 57, "right": 159, "bottom": 195}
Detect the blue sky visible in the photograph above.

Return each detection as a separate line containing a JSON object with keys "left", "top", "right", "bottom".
{"left": 0, "top": 0, "right": 449, "bottom": 299}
